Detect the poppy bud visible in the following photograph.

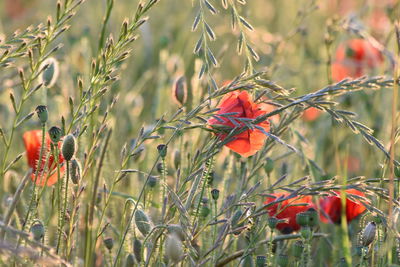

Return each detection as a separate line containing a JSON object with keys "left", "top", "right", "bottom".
{"left": 395, "top": 166, "right": 400, "bottom": 177}
{"left": 70, "top": 158, "right": 81, "bottom": 185}
{"left": 48, "top": 126, "right": 62, "bottom": 143}
{"left": 165, "top": 234, "right": 183, "bottom": 263}
{"left": 361, "top": 222, "right": 376, "bottom": 247}
{"left": 201, "top": 204, "right": 211, "bottom": 218}
{"left": 292, "top": 240, "right": 303, "bottom": 258}
{"left": 296, "top": 212, "right": 310, "bottom": 227}
{"left": 148, "top": 176, "right": 158, "bottom": 188}
{"left": 156, "top": 162, "right": 163, "bottom": 174}
{"left": 172, "top": 76, "right": 187, "bottom": 106}
{"left": 135, "top": 209, "right": 152, "bottom": 237}
{"left": 30, "top": 221, "right": 45, "bottom": 241}
{"left": 211, "top": 189, "right": 220, "bottom": 201}
{"left": 35, "top": 105, "right": 48, "bottom": 124}
{"left": 268, "top": 217, "right": 278, "bottom": 229}
{"left": 40, "top": 57, "right": 59, "bottom": 88}
{"left": 264, "top": 158, "right": 274, "bottom": 174}
{"left": 256, "top": 255, "right": 266, "bottom": 267}
{"left": 240, "top": 255, "right": 254, "bottom": 267}
{"left": 306, "top": 208, "right": 319, "bottom": 227}
{"left": 207, "top": 171, "right": 214, "bottom": 186}
{"left": 133, "top": 238, "right": 142, "bottom": 262}
{"left": 157, "top": 144, "right": 167, "bottom": 158}
{"left": 62, "top": 134, "right": 76, "bottom": 161}
{"left": 167, "top": 224, "right": 185, "bottom": 241}
{"left": 103, "top": 237, "right": 114, "bottom": 251}
{"left": 124, "top": 253, "right": 136, "bottom": 267}
{"left": 277, "top": 254, "right": 289, "bottom": 267}
{"left": 300, "top": 227, "right": 312, "bottom": 240}
{"left": 173, "top": 149, "right": 181, "bottom": 169}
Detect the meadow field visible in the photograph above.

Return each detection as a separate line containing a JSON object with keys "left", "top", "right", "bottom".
{"left": 0, "top": 0, "right": 399, "bottom": 266}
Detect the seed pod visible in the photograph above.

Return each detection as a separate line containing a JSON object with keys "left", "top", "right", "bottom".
{"left": 361, "top": 222, "right": 376, "bottom": 247}
{"left": 165, "top": 234, "right": 183, "bottom": 263}
{"left": 211, "top": 189, "right": 220, "bottom": 201}
{"left": 124, "top": 253, "right": 136, "bottom": 267}
{"left": 296, "top": 212, "right": 310, "bottom": 227}
{"left": 277, "top": 254, "right": 289, "bottom": 267}
{"left": 264, "top": 158, "right": 274, "bottom": 174}
{"left": 148, "top": 176, "right": 158, "bottom": 188}
{"left": 30, "top": 221, "right": 45, "bottom": 241}
{"left": 70, "top": 158, "right": 81, "bottom": 184}
{"left": 172, "top": 76, "right": 187, "bottom": 106}
{"left": 157, "top": 144, "right": 167, "bottom": 158}
{"left": 306, "top": 208, "right": 319, "bottom": 227}
{"left": 35, "top": 105, "right": 48, "bottom": 124}
{"left": 268, "top": 217, "right": 278, "bottom": 229}
{"left": 256, "top": 255, "right": 266, "bottom": 267}
{"left": 173, "top": 149, "right": 181, "bottom": 170}
{"left": 62, "top": 134, "right": 76, "bottom": 161}
{"left": 48, "top": 126, "right": 62, "bottom": 143}
{"left": 103, "top": 237, "right": 114, "bottom": 251}
{"left": 292, "top": 240, "right": 304, "bottom": 258}
{"left": 135, "top": 209, "right": 152, "bottom": 237}
{"left": 133, "top": 238, "right": 142, "bottom": 263}
{"left": 40, "top": 57, "right": 59, "bottom": 88}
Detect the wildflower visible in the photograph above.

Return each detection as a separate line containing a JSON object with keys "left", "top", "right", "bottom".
{"left": 302, "top": 107, "right": 321, "bottom": 122}
{"left": 331, "top": 39, "right": 383, "bottom": 82}
{"left": 23, "top": 130, "right": 65, "bottom": 186}
{"left": 264, "top": 193, "right": 316, "bottom": 234}
{"left": 208, "top": 90, "right": 271, "bottom": 157}
{"left": 319, "top": 189, "right": 366, "bottom": 224}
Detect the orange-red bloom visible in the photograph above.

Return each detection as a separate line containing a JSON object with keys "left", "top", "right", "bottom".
{"left": 208, "top": 91, "right": 272, "bottom": 157}
{"left": 302, "top": 107, "right": 321, "bottom": 122}
{"left": 331, "top": 39, "right": 383, "bottom": 82}
{"left": 23, "top": 130, "right": 65, "bottom": 186}
{"left": 319, "top": 189, "right": 366, "bottom": 224}
{"left": 264, "top": 193, "right": 316, "bottom": 234}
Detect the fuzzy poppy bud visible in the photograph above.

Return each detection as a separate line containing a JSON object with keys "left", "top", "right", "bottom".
{"left": 296, "top": 212, "right": 310, "bottom": 227}
{"left": 133, "top": 238, "right": 142, "bottom": 263}
{"left": 395, "top": 166, "right": 400, "bottom": 177}
{"left": 173, "top": 149, "right": 181, "bottom": 170}
{"left": 48, "top": 126, "right": 62, "bottom": 143}
{"left": 103, "top": 237, "right": 114, "bottom": 251}
{"left": 30, "top": 221, "right": 45, "bottom": 241}
{"left": 306, "top": 208, "right": 319, "bottom": 227}
{"left": 256, "top": 255, "right": 266, "bottom": 267}
{"left": 165, "top": 234, "right": 183, "bottom": 263}
{"left": 292, "top": 240, "right": 303, "bottom": 258}
{"left": 40, "top": 57, "right": 59, "bottom": 88}
{"left": 201, "top": 204, "right": 211, "bottom": 218}
{"left": 277, "top": 254, "right": 289, "bottom": 267}
{"left": 35, "top": 105, "right": 48, "bottom": 124}
{"left": 361, "top": 222, "right": 376, "bottom": 247}
{"left": 157, "top": 144, "right": 167, "bottom": 158}
{"left": 124, "top": 253, "right": 136, "bottom": 267}
{"left": 135, "top": 209, "right": 152, "bottom": 237}
{"left": 70, "top": 158, "right": 81, "bottom": 184}
{"left": 264, "top": 158, "right": 274, "bottom": 174}
{"left": 62, "top": 134, "right": 76, "bottom": 161}
{"left": 148, "top": 176, "right": 158, "bottom": 188}
{"left": 172, "top": 76, "right": 187, "bottom": 106}
{"left": 268, "top": 217, "right": 278, "bottom": 229}
{"left": 167, "top": 224, "right": 185, "bottom": 241}
{"left": 211, "top": 189, "right": 220, "bottom": 201}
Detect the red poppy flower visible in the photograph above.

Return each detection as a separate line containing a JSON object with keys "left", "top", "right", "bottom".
{"left": 331, "top": 39, "right": 383, "bottom": 81}
{"left": 264, "top": 193, "right": 316, "bottom": 234}
{"left": 23, "top": 130, "right": 65, "bottom": 186}
{"left": 208, "top": 90, "right": 271, "bottom": 157}
{"left": 319, "top": 189, "right": 366, "bottom": 224}
{"left": 302, "top": 107, "right": 321, "bottom": 122}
